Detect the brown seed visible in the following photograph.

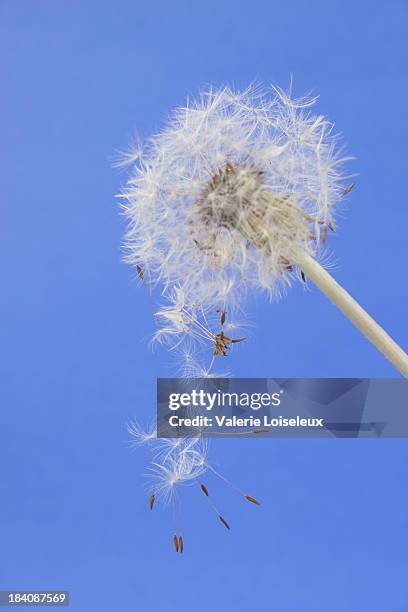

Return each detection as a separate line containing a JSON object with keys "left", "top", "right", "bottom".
{"left": 322, "top": 226, "right": 328, "bottom": 243}
{"left": 219, "top": 515, "right": 230, "bottom": 530}
{"left": 179, "top": 535, "right": 184, "bottom": 553}
{"left": 214, "top": 331, "right": 234, "bottom": 356}
{"left": 149, "top": 494, "right": 155, "bottom": 510}
{"left": 328, "top": 221, "right": 335, "bottom": 232}
{"left": 220, "top": 310, "right": 226, "bottom": 326}
{"left": 173, "top": 534, "right": 179, "bottom": 552}
{"left": 300, "top": 271, "right": 306, "bottom": 283}
{"left": 253, "top": 428, "right": 269, "bottom": 434}
{"left": 136, "top": 265, "right": 144, "bottom": 281}
{"left": 278, "top": 256, "right": 294, "bottom": 272}
{"left": 246, "top": 495, "right": 261, "bottom": 506}
{"left": 231, "top": 337, "right": 245, "bottom": 343}
{"left": 200, "top": 483, "right": 209, "bottom": 497}
{"left": 343, "top": 181, "right": 355, "bottom": 195}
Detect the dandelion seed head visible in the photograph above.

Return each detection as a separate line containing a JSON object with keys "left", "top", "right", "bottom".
{"left": 121, "top": 84, "right": 347, "bottom": 313}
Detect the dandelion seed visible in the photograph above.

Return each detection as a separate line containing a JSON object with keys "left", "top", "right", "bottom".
{"left": 200, "top": 483, "right": 209, "bottom": 497}
{"left": 149, "top": 494, "right": 155, "bottom": 510}
{"left": 136, "top": 264, "right": 144, "bottom": 281}
{"left": 343, "top": 181, "right": 355, "bottom": 195}
{"left": 219, "top": 515, "right": 231, "bottom": 530}
{"left": 127, "top": 420, "right": 156, "bottom": 447}
{"left": 179, "top": 535, "right": 184, "bottom": 553}
{"left": 173, "top": 534, "right": 179, "bottom": 552}
{"left": 149, "top": 441, "right": 208, "bottom": 505}
{"left": 245, "top": 495, "right": 261, "bottom": 506}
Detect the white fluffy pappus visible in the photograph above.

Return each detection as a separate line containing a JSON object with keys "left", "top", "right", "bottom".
{"left": 119, "top": 84, "right": 347, "bottom": 313}
{"left": 128, "top": 419, "right": 260, "bottom": 547}
{"left": 128, "top": 420, "right": 209, "bottom": 496}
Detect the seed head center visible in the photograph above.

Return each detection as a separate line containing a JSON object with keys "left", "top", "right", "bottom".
{"left": 198, "top": 162, "right": 265, "bottom": 230}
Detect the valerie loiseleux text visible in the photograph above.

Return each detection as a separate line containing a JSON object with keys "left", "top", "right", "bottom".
{"left": 167, "top": 414, "right": 324, "bottom": 428}
{"left": 166, "top": 390, "right": 324, "bottom": 428}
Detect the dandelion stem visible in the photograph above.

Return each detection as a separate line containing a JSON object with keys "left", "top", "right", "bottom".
{"left": 294, "top": 251, "right": 408, "bottom": 377}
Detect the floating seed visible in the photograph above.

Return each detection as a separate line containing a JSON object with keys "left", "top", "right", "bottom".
{"left": 245, "top": 495, "right": 260, "bottom": 506}
{"left": 173, "top": 534, "right": 179, "bottom": 552}
{"left": 136, "top": 265, "right": 144, "bottom": 281}
{"left": 219, "top": 515, "right": 230, "bottom": 530}
{"left": 343, "top": 182, "right": 355, "bottom": 195}
{"left": 179, "top": 535, "right": 184, "bottom": 553}
{"left": 200, "top": 483, "right": 209, "bottom": 497}
{"left": 149, "top": 494, "right": 155, "bottom": 510}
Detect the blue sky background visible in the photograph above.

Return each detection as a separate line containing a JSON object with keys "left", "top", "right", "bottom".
{"left": 1, "top": 1, "right": 408, "bottom": 610}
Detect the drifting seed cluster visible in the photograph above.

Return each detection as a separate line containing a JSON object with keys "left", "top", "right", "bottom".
{"left": 128, "top": 421, "right": 261, "bottom": 552}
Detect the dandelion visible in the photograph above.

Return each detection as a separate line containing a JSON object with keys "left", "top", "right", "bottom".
{"left": 120, "top": 83, "right": 408, "bottom": 376}
{"left": 121, "top": 82, "right": 408, "bottom": 550}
